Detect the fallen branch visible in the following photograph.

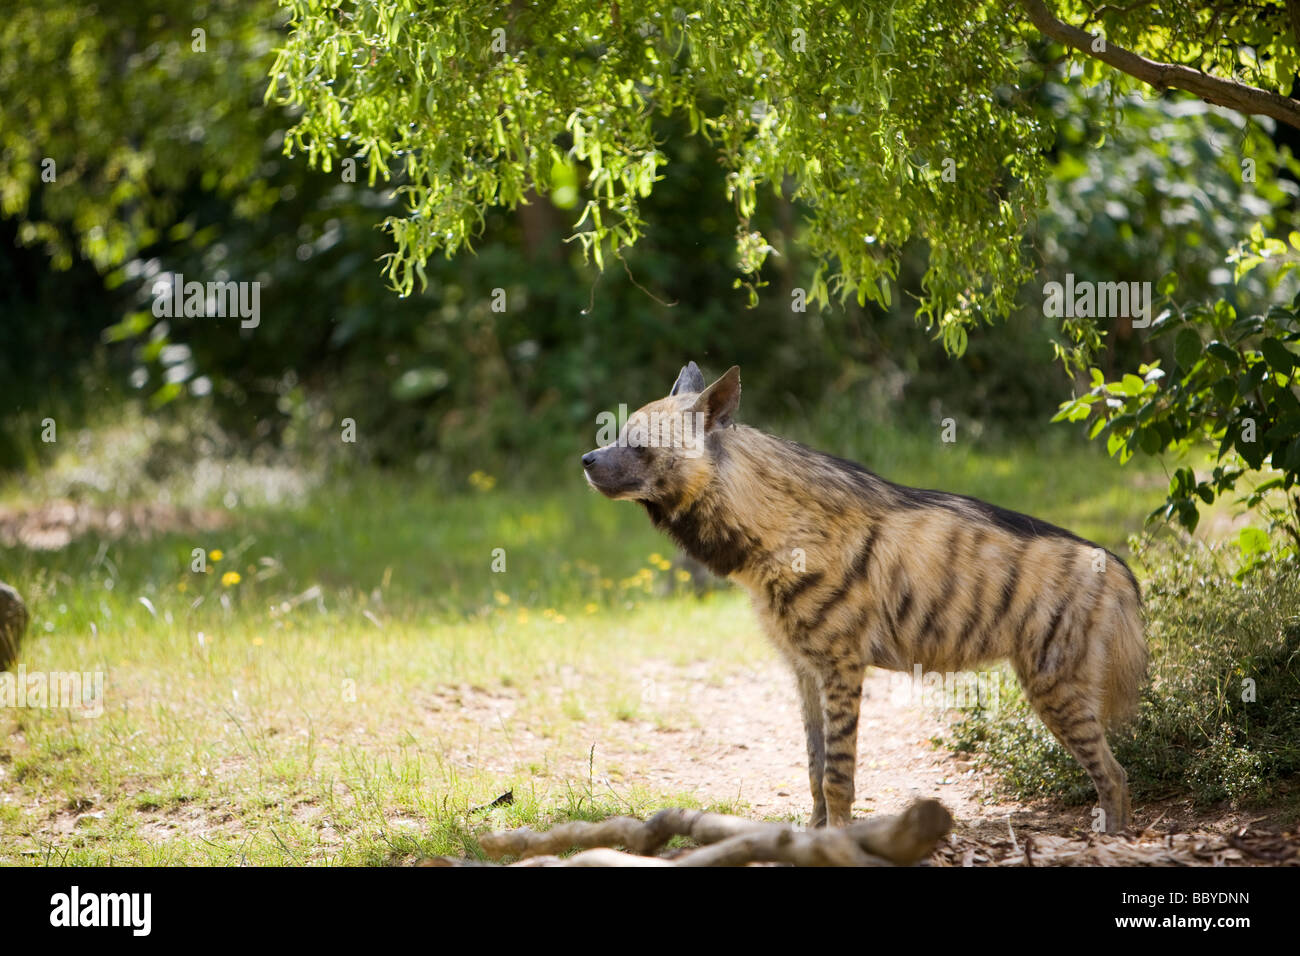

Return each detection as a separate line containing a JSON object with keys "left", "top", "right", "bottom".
{"left": 455, "top": 798, "right": 953, "bottom": 867}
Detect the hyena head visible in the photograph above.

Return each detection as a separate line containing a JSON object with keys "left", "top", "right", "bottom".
{"left": 582, "top": 361, "right": 740, "bottom": 508}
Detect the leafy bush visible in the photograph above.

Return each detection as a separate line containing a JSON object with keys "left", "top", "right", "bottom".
{"left": 1054, "top": 232, "right": 1300, "bottom": 562}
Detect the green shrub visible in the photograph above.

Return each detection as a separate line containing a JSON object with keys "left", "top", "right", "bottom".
{"left": 1054, "top": 232, "right": 1300, "bottom": 561}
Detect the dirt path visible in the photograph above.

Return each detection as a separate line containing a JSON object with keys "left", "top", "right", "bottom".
{"left": 611, "top": 661, "right": 999, "bottom": 823}
{"left": 441, "top": 659, "right": 1007, "bottom": 821}
{"left": 451, "top": 659, "right": 1299, "bottom": 865}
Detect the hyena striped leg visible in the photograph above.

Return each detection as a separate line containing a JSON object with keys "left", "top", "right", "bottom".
{"left": 795, "top": 667, "right": 827, "bottom": 827}
{"left": 819, "top": 660, "right": 867, "bottom": 828}
{"left": 1026, "top": 687, "right": 1130, "bottom": 834}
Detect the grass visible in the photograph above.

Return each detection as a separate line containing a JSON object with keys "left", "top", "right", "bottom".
{"left": 0, "top": 405, "right": 1210, "bottom": 864}
{"left": 2, "top": 585, "right": 757, "bottom": 864}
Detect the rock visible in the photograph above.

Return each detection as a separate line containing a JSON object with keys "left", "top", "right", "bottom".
{"left": 0, "top": 581, "right": 28, "bottom": 671}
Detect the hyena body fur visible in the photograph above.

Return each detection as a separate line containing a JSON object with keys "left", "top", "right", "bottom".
{"left": 583, "top": 362, "right": 1147, "bottom": 834}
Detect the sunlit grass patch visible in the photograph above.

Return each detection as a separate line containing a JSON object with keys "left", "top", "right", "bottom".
{"left": 0, "top": 582, "right": 761, "bottom": 865}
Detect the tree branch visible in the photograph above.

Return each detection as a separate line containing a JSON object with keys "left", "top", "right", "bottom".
{"left": 1019, "top": 0, "right": 1300, "bottom": 131}
{"left": 458, "top": 798, "right": 955, "bottom": 867}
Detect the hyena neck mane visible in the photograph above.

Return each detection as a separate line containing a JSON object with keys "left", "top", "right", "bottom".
{"left": 640, "top": 422, "right": 1107, "bottom": 581}
{"left": 640, "top": 424, "right": 891, "bottom": 578}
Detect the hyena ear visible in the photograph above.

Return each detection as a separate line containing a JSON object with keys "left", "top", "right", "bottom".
{"left": 694, "top": 366, "right": 741, "bottom": 429}
{"left": 669, "top": 361, "right": 707, "bottom": 396}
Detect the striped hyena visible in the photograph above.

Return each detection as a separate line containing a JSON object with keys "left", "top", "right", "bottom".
{"left": 583, "top": 362, "right": 1147, "bottom": 833}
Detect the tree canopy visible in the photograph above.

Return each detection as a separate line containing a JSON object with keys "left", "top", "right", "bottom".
{"left": 5, "top": 2, "right": 1300, "bottom": 551}
{"left": 268, "top": 1, "right": 1297, "bottom": 352}
{"left": 0, "top": 2, "right": 280, "bottom": 273}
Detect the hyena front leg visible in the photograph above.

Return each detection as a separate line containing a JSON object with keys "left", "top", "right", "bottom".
{"left": 795, "top": 667, "right": 828, "bottom": 827}
{"left": 1025, "top": 683, "right": 1130, "bottom": 834}
{"left": 818, "top": 659, "right": 868, "bottom": 828}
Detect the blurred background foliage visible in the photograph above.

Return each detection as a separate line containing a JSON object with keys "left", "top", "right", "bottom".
{"left": 1, "top": 2, "right": 1296, "bottom": 485}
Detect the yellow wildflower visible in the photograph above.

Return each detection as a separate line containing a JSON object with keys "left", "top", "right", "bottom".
{"left": 468, "top": 470, "right": 497, "bottom": 492}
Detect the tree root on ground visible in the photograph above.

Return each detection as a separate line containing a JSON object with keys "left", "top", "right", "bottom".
{"left": 429, "top": 798, "right": 953, "bottom": 867}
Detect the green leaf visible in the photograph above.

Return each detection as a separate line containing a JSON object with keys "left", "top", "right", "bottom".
{"left": 1263, "top": 416, "right": 1300, "bottom": 442}
{"left": 1206, "top": 341, "right": 1239, "bottom": 364}
{"left": 1237, "top": 526, "right": 1270, "bottom": 558}
{"left": 1218, "top": 427, "right": 1236, "bottom": 461}
{"left": 1283, "top": 437, "right": 1300, "bottom": 471}
{"left": 102, "top": 311, "right": 153, "bottom": 343}
{"left": 1260, "top": 337, "right": 1296, "bottom": 373}
{"left": 1238, "top": 429, "right": 1268, "bottom": 469}
{"left": 1174, "top": 327, "right": 1202, "bottom": 369}
{"left": 149, "top": 382, "right": 183, "bottom": 409}
{"left": 1119, "top": 373, "right": 1146, "bottom": 396}
{"left": 1237, "top": 362, "right": 1267, "bottom": 396}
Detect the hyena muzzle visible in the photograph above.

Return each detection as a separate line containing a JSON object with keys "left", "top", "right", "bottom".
{"left": 583, "top": 362, "right": 1148, "bottom": 834}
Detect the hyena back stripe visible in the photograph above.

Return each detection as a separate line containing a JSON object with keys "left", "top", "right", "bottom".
{"left": 585, "top": 364, "right": 1147, "bottom": 833}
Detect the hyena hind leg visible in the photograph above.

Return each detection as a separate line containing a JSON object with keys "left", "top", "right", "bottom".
{"left": 794, "top": 667, "right": 827, "bottom": 827}
{"left": 1023, "top": 682, "right": 1130, "bottom": 834}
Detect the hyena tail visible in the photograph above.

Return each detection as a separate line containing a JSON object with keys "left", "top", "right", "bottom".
{"left": 1100, "top": 593, "right": 1148, "bottom": 728}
